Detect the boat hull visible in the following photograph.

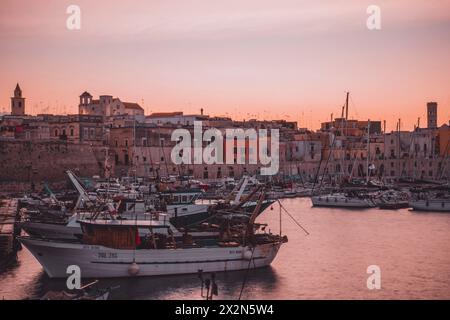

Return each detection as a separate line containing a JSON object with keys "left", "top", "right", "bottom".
{"left": 410, "top": 200, "right": 450, "bottom": 212}
{"left": 378, "top": 202, "right": 410, "bottom": 210}
{"left": 311, "top": 196, "right": 375, "bottom": 208}
{"left": 19, "top": 237, "right": 282, "bottom": 278}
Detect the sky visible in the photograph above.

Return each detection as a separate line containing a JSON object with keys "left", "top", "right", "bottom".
{"left": 0, "top": 0, "right": 449, "bottom": 131}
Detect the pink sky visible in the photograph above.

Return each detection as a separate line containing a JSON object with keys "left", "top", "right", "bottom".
{"left": 0, "top": 0, "right": 449, "bottom": 131}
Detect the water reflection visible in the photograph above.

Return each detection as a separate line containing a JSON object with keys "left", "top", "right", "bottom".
{"left": 29, "top": 265, "right": 279, "bottom": 300}
{"left": 2, "top": 197, "right": 450, "bottom": 300}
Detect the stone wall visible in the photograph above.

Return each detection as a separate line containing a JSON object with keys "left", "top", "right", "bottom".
{"left": 0, "top": 140, "right": 106, "bottom": 184}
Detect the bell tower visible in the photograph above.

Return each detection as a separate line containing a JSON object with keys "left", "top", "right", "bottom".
{"left": 11, "top": 83, "right": 25, "bottom": 116}
{"left": 427, "top": 102, "right": 437, "bottom": 129}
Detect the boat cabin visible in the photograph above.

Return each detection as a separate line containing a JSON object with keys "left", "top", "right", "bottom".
{"left": 160, "top": 189, "right": 202, "bottom": 205}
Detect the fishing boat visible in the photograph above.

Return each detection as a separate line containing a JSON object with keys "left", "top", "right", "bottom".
{"left": 160, "top": 189, "right": 213, "bottom": 227}
{"left": 19, "top": 194, "right": 287, "bottom": 278}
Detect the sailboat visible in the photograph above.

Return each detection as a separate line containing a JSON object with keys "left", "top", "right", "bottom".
{"left": 311, "top": 192, "right": 376, "bottom": 208}
{"left": 310, "top": 93, "right": 376, "bottom": 209}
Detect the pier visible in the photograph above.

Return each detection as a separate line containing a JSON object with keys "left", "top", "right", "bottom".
{"left": 0, "top": 199, "right": 19, "bottom": 267}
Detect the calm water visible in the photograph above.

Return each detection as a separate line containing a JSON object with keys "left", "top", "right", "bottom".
{"left": 1, "top": 197, "right": 450, "bottom": 300}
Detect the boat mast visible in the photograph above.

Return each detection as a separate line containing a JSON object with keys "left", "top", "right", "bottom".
{"left": 133, "top": 118, "right": 137, "bottom": 182}
{"left": 345, "top": 92, "right": 349, "bottom": 136}
{"left": 366, "top": 119, "right": 371, "bottom": 184}
{"left": 383, "top": 120, "right": 386, "bottom": 184}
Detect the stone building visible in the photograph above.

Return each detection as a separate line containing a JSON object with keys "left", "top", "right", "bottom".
{"left": 79, "top": 91, "right": 144, "bottom": 117}
{"left": 11, "top": 83, "right": 25, "bottom": 116}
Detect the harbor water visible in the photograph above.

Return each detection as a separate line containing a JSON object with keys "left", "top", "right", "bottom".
{"left": 1, "top": 197, "right": 450, "bottom": 300}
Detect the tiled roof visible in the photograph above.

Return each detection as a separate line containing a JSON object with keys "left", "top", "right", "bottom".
{"left": 147, "top": 112, "right": 183, "bottom": 118}
{"left": 123, "top": 102, "right": 143, "bottom": 110}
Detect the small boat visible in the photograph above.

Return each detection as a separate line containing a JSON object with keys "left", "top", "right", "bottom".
{"left": 282, "top": 190, "right": 298, "bottom": 198}
{"left": 377, "top": 191, "right": 410, "bottom": 210}
{"left": 378, "top": 201, "right": 410, "bottom": 210}
{"left": 40, "top": 280, "right": 117, "bottom": 300}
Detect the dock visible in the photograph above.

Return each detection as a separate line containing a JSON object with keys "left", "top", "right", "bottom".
{"left": 0, "top": 199, "right": 19, "bottom": 267}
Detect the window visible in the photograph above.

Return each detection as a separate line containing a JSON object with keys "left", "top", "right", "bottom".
{"left": 70, "top": 128, "right": 74, "bottom": 136}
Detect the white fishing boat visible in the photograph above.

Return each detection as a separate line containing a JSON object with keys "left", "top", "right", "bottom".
{"left": 20, "top": 234, "right": 283, "bottom": 278}
{"left": 311, "top": 193, "right": 376, "bottom": 208}
{"left": 160, "top": 189, "right": 212, "bottom": 226}
{"left": 19, "top": 195, "right": 287, "bottom": 279}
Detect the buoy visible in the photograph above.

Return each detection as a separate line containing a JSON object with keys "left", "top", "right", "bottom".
{"left": 242, "top": 248, "right": 253, "bottom": 260}
{"left": 128, "top": 262, "right": 140, "bottom": 276}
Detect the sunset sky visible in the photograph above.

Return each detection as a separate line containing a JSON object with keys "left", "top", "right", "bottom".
{"left": 0, "top": 0, "right": 449, "bottom": 131}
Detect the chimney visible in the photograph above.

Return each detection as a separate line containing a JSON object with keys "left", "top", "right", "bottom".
{"left": 200, "top": 108, "right": 204, "bottom": 116}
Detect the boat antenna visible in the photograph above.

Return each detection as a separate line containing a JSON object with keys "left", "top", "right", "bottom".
{"left": 276, "top": 199, "right": 310, "bottom": 235}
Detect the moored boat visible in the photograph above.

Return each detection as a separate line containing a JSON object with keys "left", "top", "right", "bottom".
{"left": 19, "top": 192, "right": 287, "bottom": 278}
{"left": 311, "top": 193, "right": 376, "bottom": 208}
{"left": 409, "top": 198, "right": 450, "bottom": 212}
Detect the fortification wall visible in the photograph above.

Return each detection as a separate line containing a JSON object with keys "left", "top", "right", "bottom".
{"left": 0, "top": 140, "right": 106, "bottom": 186}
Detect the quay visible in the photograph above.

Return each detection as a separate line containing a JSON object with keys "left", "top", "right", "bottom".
{"left": 0, "top": 199, "right": 20, "bottom": 268}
